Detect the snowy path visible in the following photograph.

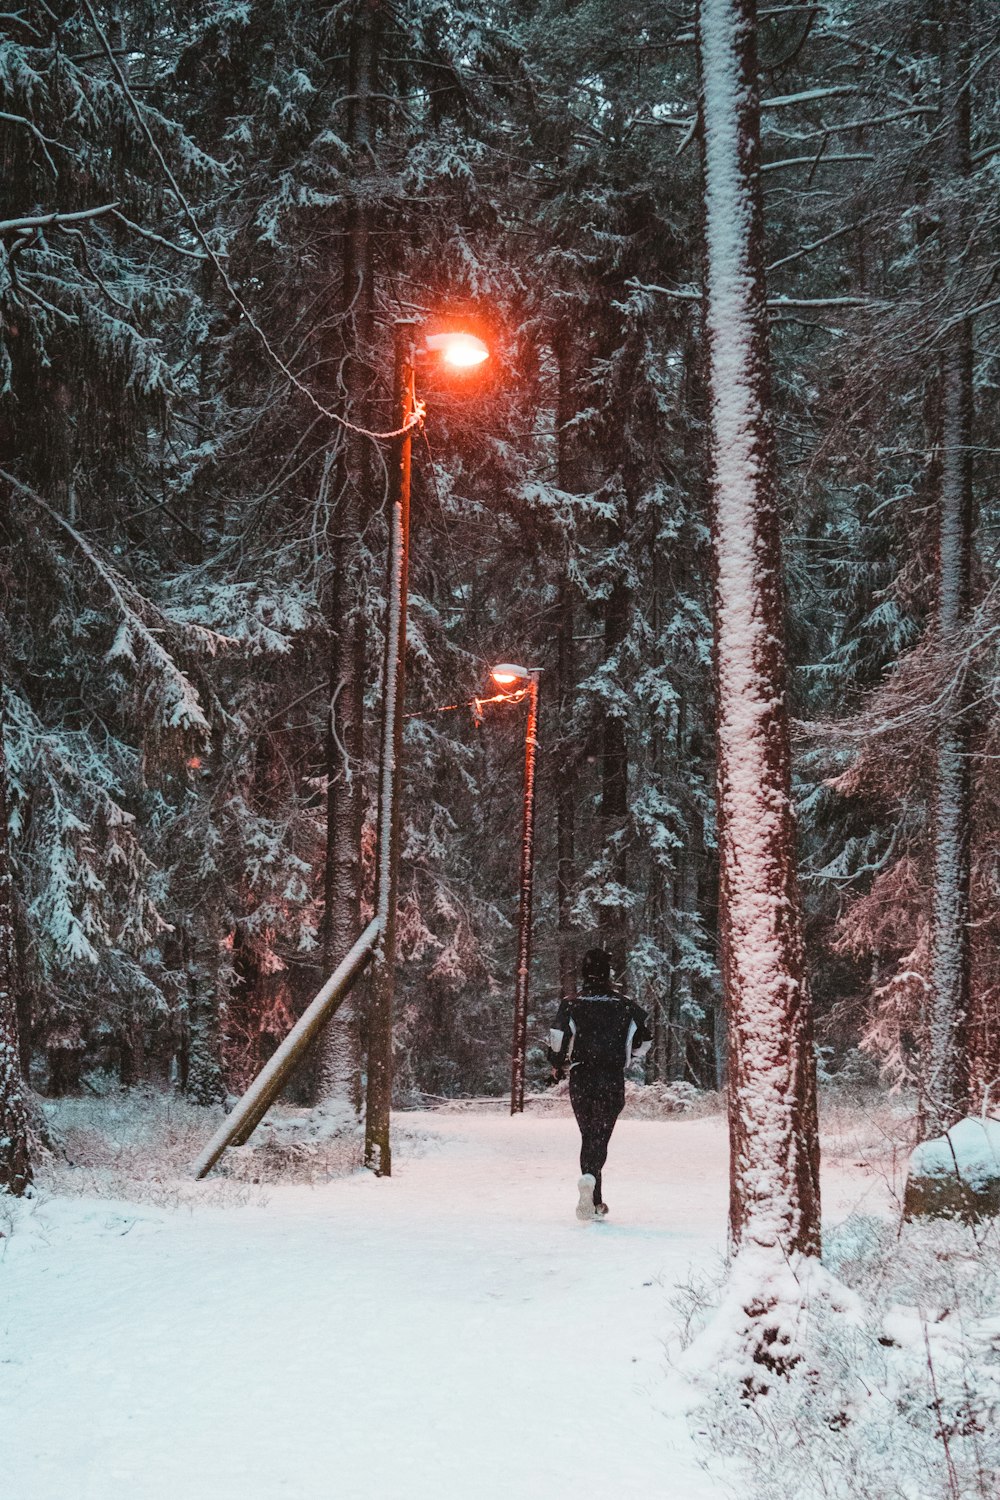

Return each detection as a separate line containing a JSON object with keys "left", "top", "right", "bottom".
{"left": 1, "top": 1111, "right": 883, "bottom": 1500}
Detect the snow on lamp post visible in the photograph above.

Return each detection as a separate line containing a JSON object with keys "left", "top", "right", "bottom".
{"left": 365, "top": 322, "right": 490, "bottom": 1177}
{"left": 489, "top": 663, "right": 540, "bottom": 1116}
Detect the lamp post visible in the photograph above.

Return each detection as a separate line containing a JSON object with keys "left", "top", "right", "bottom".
{"left": 191, "top": 319, "right": 488, "bottom": 1181}
{"left": 365, "top": 321, "right": 489, "bottom": 1176}
{"left": 489, "top": 663, "right": 540, "bottom": 1115}
{"left": 364, "top": 319, "right": 416, "bottom": 1176}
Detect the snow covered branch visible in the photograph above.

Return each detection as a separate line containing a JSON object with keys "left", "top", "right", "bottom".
{"left": 0, "top": 203, "right": 119, "bottom": 238}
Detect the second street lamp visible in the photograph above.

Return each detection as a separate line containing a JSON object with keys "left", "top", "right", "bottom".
{"left": 489, "top": 663, "right": 540, "bottom": 1115}
{"left": 365, "top": 321, "right": 490, "bottom": 1177}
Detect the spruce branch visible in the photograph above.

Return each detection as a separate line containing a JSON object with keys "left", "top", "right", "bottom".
{"left": 0, "top": 470, "right": 233, "bottom": 734}
{"left": 78, "top": 0, "right": 426, "bottom": 446}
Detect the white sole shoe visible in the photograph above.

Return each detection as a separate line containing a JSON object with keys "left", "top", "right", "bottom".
{"left": 576, "top": 1173, "right": 597, "bottom": 1220}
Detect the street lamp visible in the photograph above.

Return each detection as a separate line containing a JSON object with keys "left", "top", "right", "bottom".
{"left": 488, "top": 662, "right": 540, "bottom": 1115}
{"left": 190, "top": 318, "right": 489, "bottom": 1181}
{"left": 365, "top": 320, "right": 491, "bottom": 1176}
{"left": 426, "top": 331, "right": 489, "bottom": 368}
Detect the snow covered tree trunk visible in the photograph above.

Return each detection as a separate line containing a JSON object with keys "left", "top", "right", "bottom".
{"left": 316, "top": 0, "right": 380, "bottom": 1113}
{"left": 600, "top": 507, "right": 630, "bottom": 972}
{"left": 555, "top": 332, "right": 578, "bottom": 1000}
{"left": 697, "top": 0, "right": 821, "bottom": 1280}
{"left": 925, "top": 0, "right": 974, "bottom": 1137}
{"left": 184, "top": 932, "right": 225, "bottom": 1108}
{"left": 555, "top": 568, "right": 576, "bottom": 1000}
{"left": 671, "top": 842, "right": 702, "bottom": 1082}
{"left": 0, "top": 688, "right": 31, "bottom": 1195}
{"left": 647, "top": 556, "right": 670, "bottom": 1082}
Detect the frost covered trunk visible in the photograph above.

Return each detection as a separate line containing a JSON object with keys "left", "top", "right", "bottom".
{"left": 697, "top": 0, "right": 821, "bottom": 1276}
{"left": 670, "top": 822, "right": 703, "bottom": 1082}
{"left": 0, "top": 688, "right": 31, "bottom": 1195}
{"left": 183, "top": 934, "right": 225, "bottom": 1108}
{"left": 600, "top": 502, "right": 630, "bottom": 972}
{"left": 316, "top": 0, "right": 381, "bottom": 1112}
{"left": 556, "top": 567, "right": 576, "bottom": 1001}
{"left": 926, "top": 0, "right": 974, "bottom": 1137}
{"left": 646, "top": 564, "right": 670, "bottom": 1083}
{"left": 555, "top": 332, "right": 578, "bottom": 1000}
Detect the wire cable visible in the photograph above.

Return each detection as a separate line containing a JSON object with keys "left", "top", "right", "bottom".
{"left": 79, "top": 0, "right": 424, "bottom": 443}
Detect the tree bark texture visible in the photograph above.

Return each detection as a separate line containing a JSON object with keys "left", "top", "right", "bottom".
{"left": 598, "top": 482, "right": 631, "bottom": 977}
{"left": 364, "top": 324, "right": 415, "bottom": 1176}
{"left": 926, "top": 0, "right": 974, "bottom": 1136}
{"left": 555, "top": 332, "right": 578, "bottom": 1000}
{"left": 0, "top": 688, "right": 31, "bottom": 1195}
{"left": 316, "top": 0, "right": 380, "bottom": 1111}
{"left": 599, "top": 517, "right": 630, "bottom": 974}
{"left": 698, "top": 0, "right": 821, "bottom": 1259}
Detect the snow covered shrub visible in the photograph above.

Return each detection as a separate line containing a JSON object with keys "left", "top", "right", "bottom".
{"left": 691, "top": 1214, "right": 1000, "bottom": 1499}
{"left": 221, "top": 1107, "right": 365, "bottom": 1184}
{"left": 34, "top": 1091, "right": 251, "bottom": 1207}
{"left": 31, "top": 1091, "right": 434, "bottom": 1196}
{"left": 215, "top": 1106, "right": 436, "bottom": 1183}
{"left": 622, "top": 1080, "right": 721, "bottom": 1118}
{"left": 817, "top": 1083, "right": 916, "bottom": 1194}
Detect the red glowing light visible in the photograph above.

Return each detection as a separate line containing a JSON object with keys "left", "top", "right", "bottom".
{"left": 426, "top": 332, "right": 489, "bottom": 369}
{"left": 490, "top": 663, "right": 530, "bottom": 688}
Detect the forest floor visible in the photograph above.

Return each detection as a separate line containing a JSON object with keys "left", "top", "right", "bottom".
{"left": 3, "top": 1093, "right": 995, "bottom": 1500}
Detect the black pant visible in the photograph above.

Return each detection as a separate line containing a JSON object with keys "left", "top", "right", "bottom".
{"left": 569, "top": 1067, "right": 625, "bottom": 1206}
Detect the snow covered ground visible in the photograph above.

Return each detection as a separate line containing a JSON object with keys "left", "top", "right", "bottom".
{"left": 2, "top": 1106, "right": 896, "bottom": 1500}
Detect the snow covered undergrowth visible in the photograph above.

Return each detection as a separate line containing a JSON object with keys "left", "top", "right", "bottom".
{"left": 681, "top": 1214, "right": 1000, "bottom": 1499}
{"left": 673, "top": 1091, "right": 1000, "bottom": 1497}
{"left": 31, "top": 1090, "right": 372, "bottom": 1202}
{"left": 3, "top": 1097, "right": 998, "bottom": 1499}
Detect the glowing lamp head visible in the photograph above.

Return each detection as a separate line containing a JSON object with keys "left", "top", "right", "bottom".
{"left": 425, "top": 331, "right": 489, "bottom": 369}
{"left": 490, "top": 662, "right": 530, "bottom": 688}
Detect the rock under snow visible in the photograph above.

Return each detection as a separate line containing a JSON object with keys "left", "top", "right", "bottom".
{"left": 904, "top": 1116, "right": 1000, "bottom": 1221}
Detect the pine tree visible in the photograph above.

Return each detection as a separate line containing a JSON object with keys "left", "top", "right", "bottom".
{"left": 697, "top": 0, "right": 821, "bottom": 1322}
{"left": 925, "top": 0, "right": 975, "bottom": 1137}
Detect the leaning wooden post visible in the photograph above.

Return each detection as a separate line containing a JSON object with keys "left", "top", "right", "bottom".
{"left": 510, "top": 671, "right": 539, "bottom": 1114}
{"left": 192, "top": 917, "right": 382, "bottom": 1178}
{"left": 364, "top": 319, "right": 417, "bottom": 1176}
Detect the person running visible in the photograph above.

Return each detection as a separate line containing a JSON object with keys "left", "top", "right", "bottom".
{"left": 547, "top": 948, "right": 651, "bottom": 1221}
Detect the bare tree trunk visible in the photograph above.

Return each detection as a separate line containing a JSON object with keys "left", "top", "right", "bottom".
{"left": 0, "top": 686, "right": 31, "bottom": 1195}
{"left": 316, "top": 0, "right": 380, "bottom": 1111}
{"left": 925, "top": 0, "right": 974, "bottom": 1136}
{"left": 698, "top": 0, "right": 821, "bottom": 1279}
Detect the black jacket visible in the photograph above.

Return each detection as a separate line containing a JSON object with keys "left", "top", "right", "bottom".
{"left": 547, "top": 993, "right": 652, "bottom": 1076}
